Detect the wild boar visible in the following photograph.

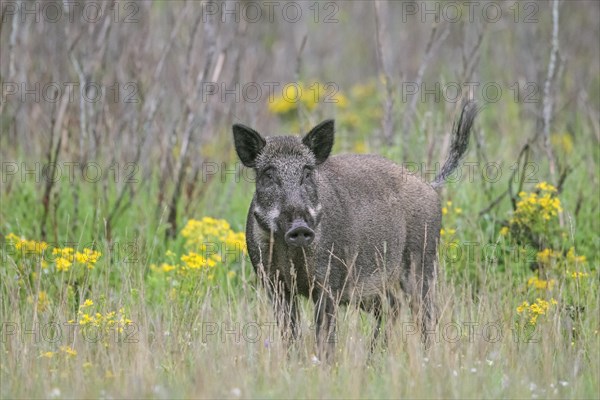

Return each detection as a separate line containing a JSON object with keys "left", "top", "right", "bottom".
{"left": 233, "top": 101, "right": 477, "bottom": 360}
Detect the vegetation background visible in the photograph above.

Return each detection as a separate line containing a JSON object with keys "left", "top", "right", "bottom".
{"left": 1, "top": 1, "right": 598, "bottom": 398}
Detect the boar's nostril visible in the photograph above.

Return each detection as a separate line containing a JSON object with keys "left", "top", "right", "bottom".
{"left": 285, "top": 224, "right": 315, "bottom": 247}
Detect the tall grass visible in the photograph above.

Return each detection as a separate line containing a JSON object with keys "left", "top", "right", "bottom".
{"left": 1, "top": 150, "right": 598, "bottom": 398}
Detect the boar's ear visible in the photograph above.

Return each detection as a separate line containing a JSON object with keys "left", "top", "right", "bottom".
{"left": 233, "top": 124, "right": 266, "bottom": 168}
{"left": 302, "top": 119, "right": 334, "bottom": 164}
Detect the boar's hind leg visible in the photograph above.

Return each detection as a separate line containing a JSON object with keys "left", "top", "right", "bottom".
{"left": 403, "top": 243, "right": 436, "bottom": 348}
{"left": 368, "top": 292, "right": 400, "bottom": 353}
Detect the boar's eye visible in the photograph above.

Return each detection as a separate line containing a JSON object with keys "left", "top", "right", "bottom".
{"left": 260, "top": 167, "right": 275, "bottom": 184}
{"left": 301, "top": 167, "right": 313, "bottom": 185}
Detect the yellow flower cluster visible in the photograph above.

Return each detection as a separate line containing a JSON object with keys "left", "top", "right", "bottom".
{"left": 268, "top": 82, "right": 347, "bottom": 115}
{"left": 440, "top": 228, "right": 456, "bottom": 237}
{"left": 513, "top": 182, "right": 562, "bottom": 225}
{"left": 53, "top": 247, "right": 74, "bottom": 271}
{"left": 536, "top": 247, "right": 587, "bottom": 270}
{"left": 5, "top": 233, "right": 101, "bottom": 271}
{"left": 152, "top": 217, "right": 246, "bottom": 278}
{"left": 516, "top": 298, "right": 557, "bottom": 325}
{"left": 181, "top": 217, "right": 246, "bottom": 256}
{"left": 5, "top": 233, "right": 48, "bottom": 255}
{"left": 75, "top": 248, "right": 102, "bottom": 267}
{"left": 566, "top": 247, "right": 586, "bottom": 264}
{"left": 52, "top": 247, "right": 101, "bottom": 271}
{"left": 180, "top": 251, "right": 222, "bottom": 270}
{"left": 536, "top": 248, "right": 561, "bottom": 266}
{"left": 441, "top": 200, "right": 463, "bottom": 217}
{"left": 60, "top": 345, "right": 77, "bottom": 357}
{"left": 39, "top": 346, "right": 77, "bottom": 359}
{"left": 527, "top": 276, "right": 556, "bottom": 290}
{"left": 27, "top": 290, "right": 50, "bottom": 312}
{"left": 75, "top": 299, "right": 132, "bottom": 334}
{"left": 440, "top": 201, "right": 461, "bottom": 239}
{"left": 568, "top": 271, "right": 589, "bottom": 279}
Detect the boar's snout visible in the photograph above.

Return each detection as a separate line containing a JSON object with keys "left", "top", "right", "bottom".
{"left": 284, "top": 220, "right": 315, "bottom": 247}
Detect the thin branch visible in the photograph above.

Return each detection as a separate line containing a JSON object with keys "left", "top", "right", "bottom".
{"left": 402, "top": 23, "right": 450, "bottom": 142}
{"left": 508, "top": 143, "right": 531, "bottom": 211}
{"left": 541, "top": 0, "right": 560, "bottom": 180}
{"left": 294, "top": 34, "right": 308, "bottom": 128}
{"left": 374, "top": 1, "right": 395, "bottom": 146}
{"left": 0, "top": 0, "right": 20, "bottom": 117}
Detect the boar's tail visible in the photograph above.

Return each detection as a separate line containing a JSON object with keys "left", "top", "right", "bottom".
{"left": 431, "top": 100, "right": 479, "bottom": 189}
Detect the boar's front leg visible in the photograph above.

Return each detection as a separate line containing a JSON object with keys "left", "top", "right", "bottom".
{"left": 314, "top": 286, "right": 337, "bottom": 363}
{"left": 265, "top": 276, "right": 300, "bottom": 343}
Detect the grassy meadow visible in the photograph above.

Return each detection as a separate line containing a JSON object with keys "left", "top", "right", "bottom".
{"left": 1, "top": 1, "right": 599, "bottom": 399}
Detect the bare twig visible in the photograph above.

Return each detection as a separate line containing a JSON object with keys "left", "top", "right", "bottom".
{"left": 508, "top": 143, "right": 531, "bottom": 211}
{"left": 374, "top": 1, "right": 395, "bottom": 146}
{"left": 541, "top": 0, "right": 560, "bottom": 181}
{"left": 459, "top": 24, "right": 485, "bottom": 84}
{"left": 479, "top": 141, "right": 530, "bottom": 216}
{"left": 7, "top": 0, "right": 19, "bottom": 80}
{"left": 40, "top": 88, "right": 71, "bottom": 240}
{"left": 295, "top": 34, "right": 308, "bottom": 128}
{"left": 402, "top": 23, "right": 450, "bottom": 144}
{"left": 478, "top": 189, "right": 508, "bottom": 217}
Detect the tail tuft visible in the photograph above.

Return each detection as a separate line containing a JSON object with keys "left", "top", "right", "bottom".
{"left": 431, "top": 101, "right": 479, "bottom": 189}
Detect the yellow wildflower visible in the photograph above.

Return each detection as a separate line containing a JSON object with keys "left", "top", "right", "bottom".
{"left": 75, "top": 248, "right": 101, "bottom": 269}
{"left": 516, "top": 298, "right": 556, "bottom": 325}
{"left": 536, "top": 248, "right": 560, "bottom": 265}
{"left": 55, "top": 257, "right": 72, "bottom": 272}
{"left": 536, "top": 182, "right": 557, "bottom": 193}
{"left": 440, "top": 228, "right": 456, "bottom": 237}
{"left": 181, "top": 252, "right": 207, "bottom": 269}
{"left": 566, "top": 247, "right": 586, "bottom": 264}
{"left": 160, "top": 263, "right": 176, "bottom": 273}
{"left": 568, "top": 271, "right": 589, "bottom": 279}
{"left": 53, "top": 247, "right": 74, "bottom": 258}
{"left": 60, "top": 346, "right": 77, "bottom": 357}
{"left": 78, "top": 313, "right": 96, "bottom": 326}
{"left": 81, "top": 299, "right": 94, "bottom": 308}
{"left": 516, "top": 301, "right": 530, "bottom": 313}
{"left": 527, "top": 276, "right": 556, "bottom": 290}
